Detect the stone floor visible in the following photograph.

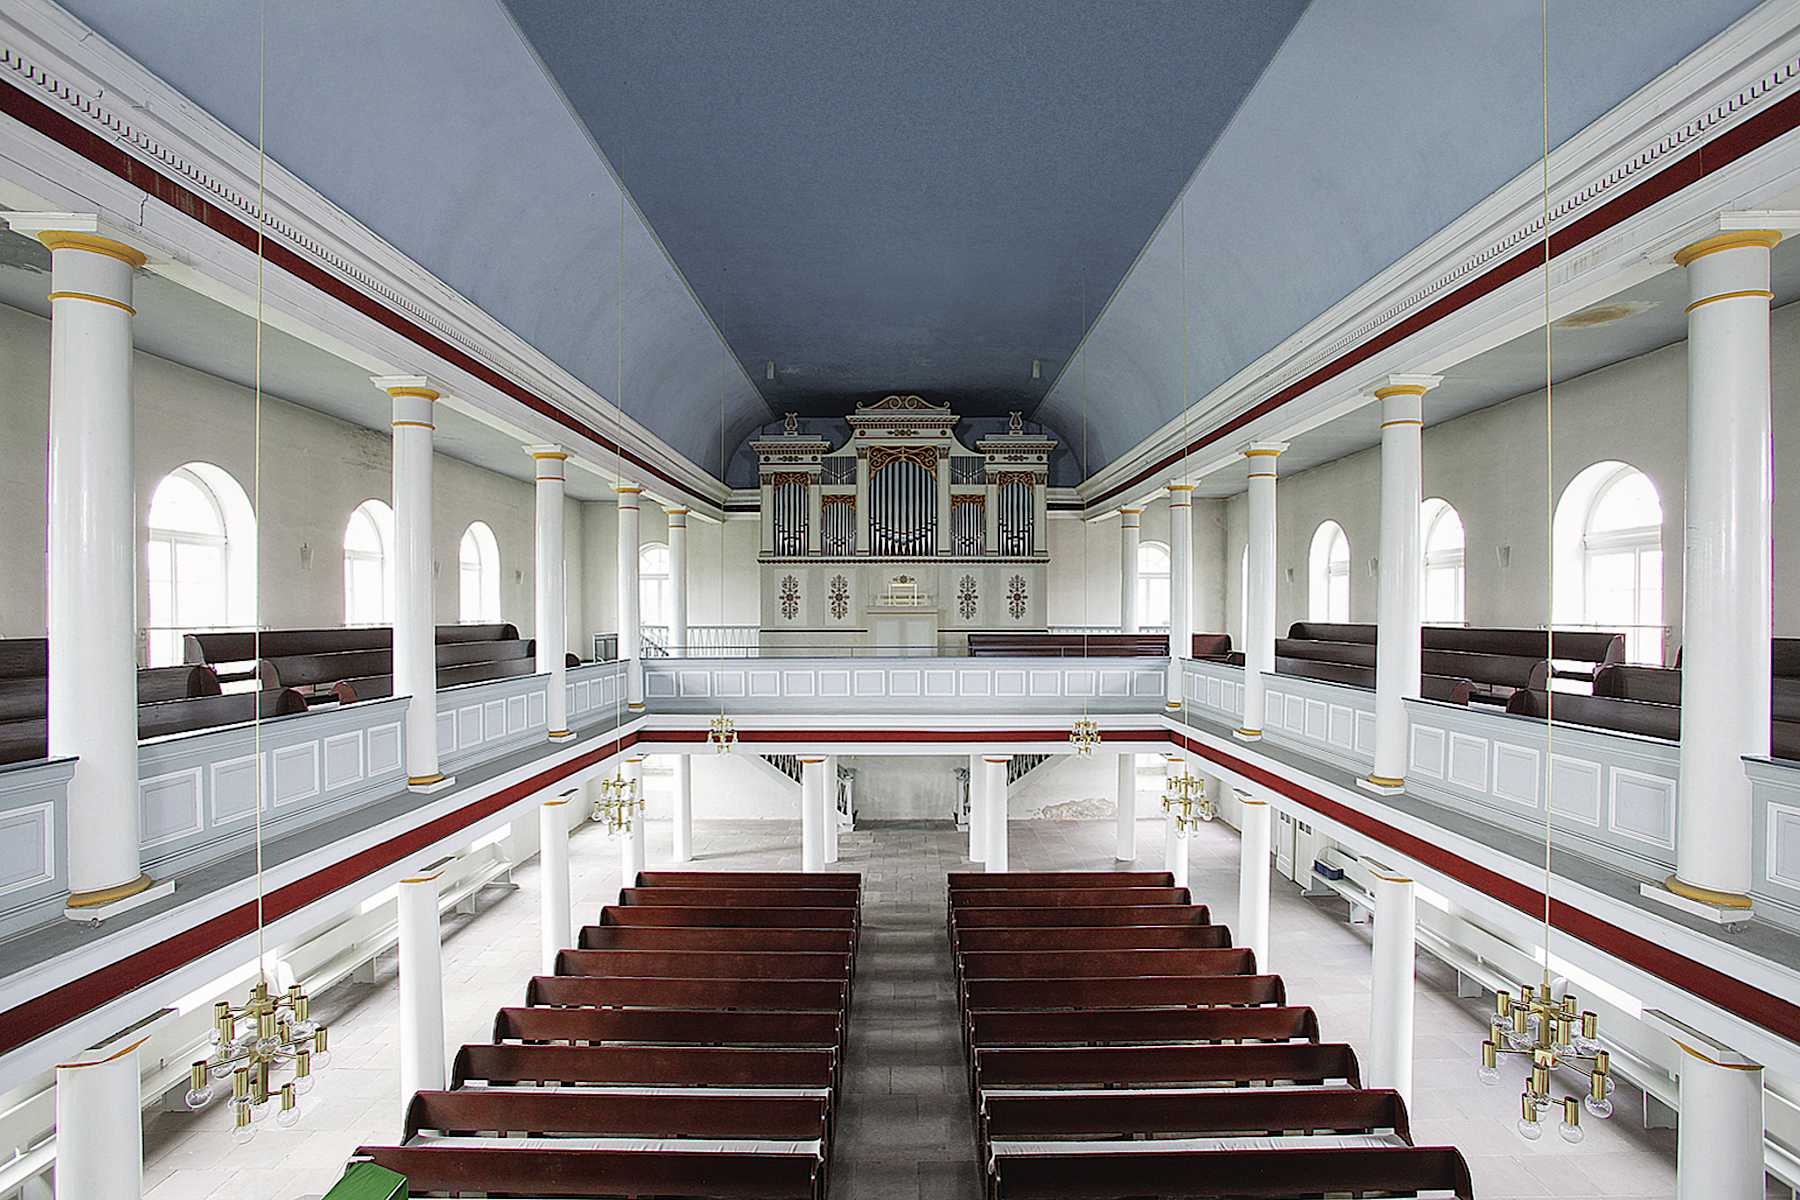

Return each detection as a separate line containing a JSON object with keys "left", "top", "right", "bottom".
{"left": 135, "top": 813, "right": 1753, "bottom": 1200}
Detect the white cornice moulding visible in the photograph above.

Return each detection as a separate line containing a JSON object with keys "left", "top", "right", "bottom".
{"left": 1075, "top": 1, "right": 1800, "bottom": 505}
{"left": 0, "top": 0, "right": 731, "bottom": 513}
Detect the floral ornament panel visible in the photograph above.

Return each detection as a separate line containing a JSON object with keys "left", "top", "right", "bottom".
{"left": 780, "top": 574, "right": 801, "bottom": 621}
{"left": 828, "top": 574, "right": 850, "bottom": 620}
{"left": 1007, "top": 574, "right": 1028, "bottom": 620}
{"left": 957, "top": 574, "right": 978, "bottom": 620}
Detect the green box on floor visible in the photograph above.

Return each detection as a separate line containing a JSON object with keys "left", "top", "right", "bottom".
{"left": 322, "top": 1162, "right": 407, "bottom": 1200}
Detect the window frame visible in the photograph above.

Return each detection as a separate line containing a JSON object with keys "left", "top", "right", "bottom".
{"left": 344, "top": 499, "right": 396, "bottom": 626}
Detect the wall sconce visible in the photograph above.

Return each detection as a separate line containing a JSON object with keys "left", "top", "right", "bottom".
{"left": 298, "top": 542, "right": 312, "bottom": 571}
{"left": 1496, "top": 545, "right": 1512, "bottom": 569}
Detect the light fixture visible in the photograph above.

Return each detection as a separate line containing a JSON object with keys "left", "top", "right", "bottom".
{"left": 708, "top": 711, "right": 738, "bottom": 753}
{"left": 1480, "top": 983, "right": 1612, "bottom": 1142}
{"left": 1068, "top": 715, "right": 1102, "bottom": 757}
{"left": 590, "top": 769, "right": 643, "bottom": 834}
{"left": 1160, "top": 762, "right": 1215, "bottom": 831}
{"left": 184, "top": 980, "right": 329, "bottom": 1141}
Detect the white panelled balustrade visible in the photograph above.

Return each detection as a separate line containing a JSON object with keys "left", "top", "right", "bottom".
{"left": 0, "top": 758, "right": 73, "bottom": 939}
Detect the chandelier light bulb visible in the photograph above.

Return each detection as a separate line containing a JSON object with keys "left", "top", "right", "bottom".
{"left": 183, "top": 1061, "right": 213, "bottom": 1111}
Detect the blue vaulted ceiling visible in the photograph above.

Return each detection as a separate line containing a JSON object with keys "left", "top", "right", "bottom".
{"left": 500, "top": 0, "right": 1309, "bottom": 422}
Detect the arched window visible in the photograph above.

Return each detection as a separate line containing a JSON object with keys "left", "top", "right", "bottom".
{"left": 640, "top": 543, "right": 672, "bottom": 630}
{"left": 1308, "top": 521, "right": 1350, "bottom": 623}
{"left": 344, "top": 499, "right": 395, "bottom": 625}
{"left": 1420, "top": 498, "right": 1465, "bottom": 625}
{"left": 459, "top": 522, "right": 501, "bottom": 623}
{"left": 1137, "top": 541, "right": 1171, "bottom": 630}
{"left": 1555, "top": 462, "right": 1663, "bottom": 663}
{"left": 146, "top": 463, "right": 256, "bottom": 666}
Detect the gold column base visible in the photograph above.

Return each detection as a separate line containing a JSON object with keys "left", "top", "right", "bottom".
{"left": 66, "top": 873, "right": 155, "bottom": 909}
{"left": 407, "top": 773, "right": 447, "bottom": 787}
{"left": 1665, "top": 874, "right": 1754, "bottom": 910}
{"left": 547, "top": 728, "right": 575, "bottom": 739}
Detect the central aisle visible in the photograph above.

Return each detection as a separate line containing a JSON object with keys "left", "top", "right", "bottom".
{"left": 831, "top": 820, "right": 982, "bottom": 1198}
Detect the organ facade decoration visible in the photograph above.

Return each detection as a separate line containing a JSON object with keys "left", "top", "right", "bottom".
{"left": 753, "top": 396, "right": 1054, "bottom": 652}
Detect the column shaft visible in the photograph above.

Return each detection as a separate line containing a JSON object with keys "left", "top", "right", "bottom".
{"left": 539, "top": 796, "right": 573, "bottom": 974}
{"left": 1115, "top": 752, "right": 1137, "bottom": 862}
{"left": 530, "top": 446, "right": 572, "bottom": 738}
{"left": 800, "top": 756, "right": 827, "bottom": 872}
{"left": 1237, "top": 795, "right": 1271, "bottom": 973}
{"left": 55, "top": 1039, "right": 145, "bottom": 1200}
{"left": 1238, "top": 445, "right": 1286, "bottom": 740}
{"left": 672, "top": 755, "right": 693, "bottom": 863}
{"left": 984, "top": 756, "right": 1011, "bottom": 872}
{"left": 1672, "top": 231, "right": 1779, "bottom": 908}
{"left": 824, "top": 754, "right": 840, "bottom": 864}
{"left": 397, "top": 872, "right": 447, "bottom": 1104}
{"left": 25, "top": 226, "right": 149, "bottom": 905}
{"left": 1674, "top": 1045, "right": 1765, "bottom": 1200}
{"left": 617, "top": 485, "right": 644, "bottom": 710}
{"left": 1119, "top": 507, "right": 1143, "bottom": 633}
{"left": 382, "top": 379, "right": 448, "bottom": 788}
{"left": 1369, "top": 870, "right": 1417, "bottom": 1105}
{"left": 969, "top": 753, "right": 988, "bottom": 862}
{"left": 1170, "top": 821, "right": 1189, "bottom": 890}
{"left": 1167, "top": 484, "right": 1194, "bottom": 708}
{"left": 623, "top": 756, "right": 646, "bottom": 877}
{"left": 1366, "top": 379, "right": 1436, "bottom": 792}
{"left": 667, "top": 508, "right": 690, "bottom": 655}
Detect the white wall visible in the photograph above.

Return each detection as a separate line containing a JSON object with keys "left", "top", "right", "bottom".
{"left": 640, "top": 753, "right": 797, "bottom": 820}
{"left": 0, "top": 301, "right": 581, "bottom": 650}
{"left": 1217, "top": 301, "right": 1800, "bottom": 653}
{"left": 578, "top": 504, "right": 760, "bottom": 653}
{"left": 1045, "top": 494, "right": 1227, "bottom": 635}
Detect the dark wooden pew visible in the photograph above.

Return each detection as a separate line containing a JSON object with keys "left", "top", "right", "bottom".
{"left": 451, "top": 1043, "right": 835, "bottom": 1090}
{"left": 353, "top": 1145, "right": 823, "bottom": 1199}
{"left": 556, "top": 949, "right": 851, "bottom": 981}
{"left": 966, "top": 633, "right": 1170, "bottom": 658}
{"left": 961, "top": 975, "right": 1286, "bottom": 1012}
{"left": 948, "top": 887, "right": 1189, "bottom": 909}
{"left": 982, "top": 1086, "right": 1409, "bottom": 1141}
{"left": 972, "top": 1042, "right": 1361, "bottom": 1091}
{"left": 988, "top": 1145, "right": 1473, "bottom": 1199}
{"left": 951, "top": 904, "right": 1210, "bottom": 929}
{"left": 621, "top": 887, "right": 860, "bottom": 910}
{"left": 332, "top": 656, "right": 541, "bottom": 703}
{"left": 493, "top": 1007, "right": 842, "bottom": 1049}
{"left": 527, "top": 975, "right": 848, "bottom": 1012}
{"left": 579, "top": 925, "right": 855, "bottom": 954}
{"left": 1191, "top": 633, "right": 1233, "bottom": 661}
{"left": 602, "top": 904, "right": 858, "bottom": 931}
{"left": 640, "top": 870, "right": 862, "bottom": 891}
{"left": 403, "top": 1087, "right": 829, "bottom": 1142}
{"left": 1272, "top": 655, "right": 1474, "bottom": 705}
{"left": 184, "top": 622, "right": 518, "bottom": 664}
{"left": 959, "top": 948, "right": 1256, "bottom": 980}
{"left": 967, "top": 1006, "right": 1320, "bottom": 1048}
{"left": 946, "top": 871, "right": 1174, "bottom": 889}
{"left": 954, "top": 926, "right": 1230, "bottom": 953}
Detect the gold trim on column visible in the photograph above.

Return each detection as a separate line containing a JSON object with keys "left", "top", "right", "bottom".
{"left": 1368, "top": 867, "right": 1414, "bottom": 884}
{"left": 56, "top": 1034, "right": 153, "bottom": 1070}
{"left": 547, "top": 728, "right": 573, "bottom": 738}
{"left": 47, "top": 290, "right": 135, "bottom": 315}
{"left": 1243, "top": 448, "right": 1283, "bottom": 458}
{"left": 616, "top": 485, "right": 643, "bottom": 495}
{"left": 36, "top": 231, "right": 148, "bottom": 268}
{"left": 1673, "top": 229, "right": 1782, "bottom": 267}
{"left": 1234, "top": 727, "right": 1262, "bottom": 737}
{"left": 384, "top": 386, "right": 441, "bottom": 401}
{"left": 1378, "top": 418, "right": 1423, "bottom": 429}
{"left": 530, "top": 450, "right": 570, "bottom": 461}
{"left": 1373, "top": 384, "right": 1430, "bottom": 399}
{"left": 1672, "top": 1039, "right": 1763, "bottom": 1071}
{"left": 392, "top": 420, "right": 436, "bottom": 430}
{"left": 1239, "top": 796, "right": 1267, "bottom": 806}
{"left": 1684, "top": 288, "right": 1775, "bottom": 314}
{"left": 65, "top": 873, "right": 154, "bottom": 909}
{"left": 1167, "top": 483, "right": 1195, "bottom": 492}
{"left": 543, "top": 796, "right": 570, "bottom": 807}
{"left": 1665, "top": 874, "right": 1754, "bottom": 909}
{"left": 1246, "top": 471, "right": 1277, "bottom": 479}
{"left": 1366, "top": 774, "right": 1406, "bottom": 788}
{"left": 407, "top": 773, "right": 447, "bottom": 787}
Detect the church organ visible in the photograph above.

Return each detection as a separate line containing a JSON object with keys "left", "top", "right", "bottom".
{"left": 753, "top": 396, "right": 1055, "bottom": 652}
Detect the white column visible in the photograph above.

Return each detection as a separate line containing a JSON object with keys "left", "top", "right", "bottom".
{"left": 1362, "top": 376, "right": 1440, "bottom": 795}
{"left": 1236, "top": 793, "right": 1271, "bottom": 973}
{"left": 1167, "top": 483, "right": 1194, "bottom": 709}
{"left": 1368, "top": 867, "right": 1417, "bottom": 1106}
{"left": 1669, "top": 227, "right": 1781, "bottom": 914}
{"left": 1115, "top": 752, "right": 1137, "bottom": 862}
{"left": 936, "top": 449, "right": 953, "bottom": 555}
{"left": 377, "top": 376, "right": 452, "bottom": 791}
{"left": 55, "top": 1034, "right": 146, "bottom": 1199}
{"left": 538, "top": 794, "right": 573, "bottom": 974}
{"left": 1170, "top": 817, "right": 1190, "bottom": 890}
{"left": 1671, "top": 1037, "right": 1765, "bottom": 1200}
{"left": 984, "top": 755, "right": 1011, "bottom": 872}
{"left": 800, "top": 755, "right": 827, "bottom": 872}
{"left": 397, "top": 870, "right": 447, "bottom": 1105}
{"left": 1237, "top": 444, "right": 1287, "bottom": 741}
{"left": 824, "top": 754, "right": 841, "bottom": 864}
{"left": 529, "top": 445, "right": 574, "bottom": 740}
{"left": 623, "top": 755, "right": 646, "bottom": 876}
{"left": 968, "top": 752, "right": 988, "bottom": 862}
{"left": 1119, "top": 507, "right": 1143, "bottom": 632}
{"left": 671, "top": 754, "right": 693, "bottom": 863}
{"left": 666, "top": 507, "right": 690, "bottom": 655}
{"left": 617, "top": 484, "right": 644, "bottom": 712}
{"left": 3, "top": 217, "right": 153, "bottom": 911}
{"left": 854, "top": 455, "right": 870, "bottom": 554}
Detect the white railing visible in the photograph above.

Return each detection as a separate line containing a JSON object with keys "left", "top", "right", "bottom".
{"left": 641, "top": 624, "right": 759, "bottom": 658}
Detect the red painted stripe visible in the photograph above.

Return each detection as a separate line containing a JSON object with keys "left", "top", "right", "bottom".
{"left": 1090, "top": 88, "right": 1800, "bottom": 509}
{"left": 0, "top": 78, "right": 708, "bottom": 507}
{"left": 1171, "top": 730, "right": 1800, "bottom": 1045}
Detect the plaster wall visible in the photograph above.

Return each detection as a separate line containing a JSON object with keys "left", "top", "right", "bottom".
{"left": 578, "top": 504, "right": 761, "bottom": 654}
{"left": 0, "top": 301, "right": 582, "bottom": 650}
{"left": 1045, "top": 495, "right": 1227, "bottom": 634}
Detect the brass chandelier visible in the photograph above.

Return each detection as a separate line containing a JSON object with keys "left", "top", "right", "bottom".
{"left": 591, "top": 769, "right": 644, "bottom": 833}
{"left": 1068, "top": 716, "right": 1102, "bottom": 756}
{"left": 184, "top": 980, "right": 329, "bottom": 1140}
{"left": 1480, "top": 982, "right": 1613, "bottom": 1141}
{"left": 1160, "top": 761, "right": 1215, "bottom": 831}
{"left": 708, "top": 711, "right": 738, "bottom": 753}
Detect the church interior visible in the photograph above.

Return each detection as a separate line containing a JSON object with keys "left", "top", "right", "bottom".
{"left": 1, "top": 1, "right": 1799, "bottom": 1197}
